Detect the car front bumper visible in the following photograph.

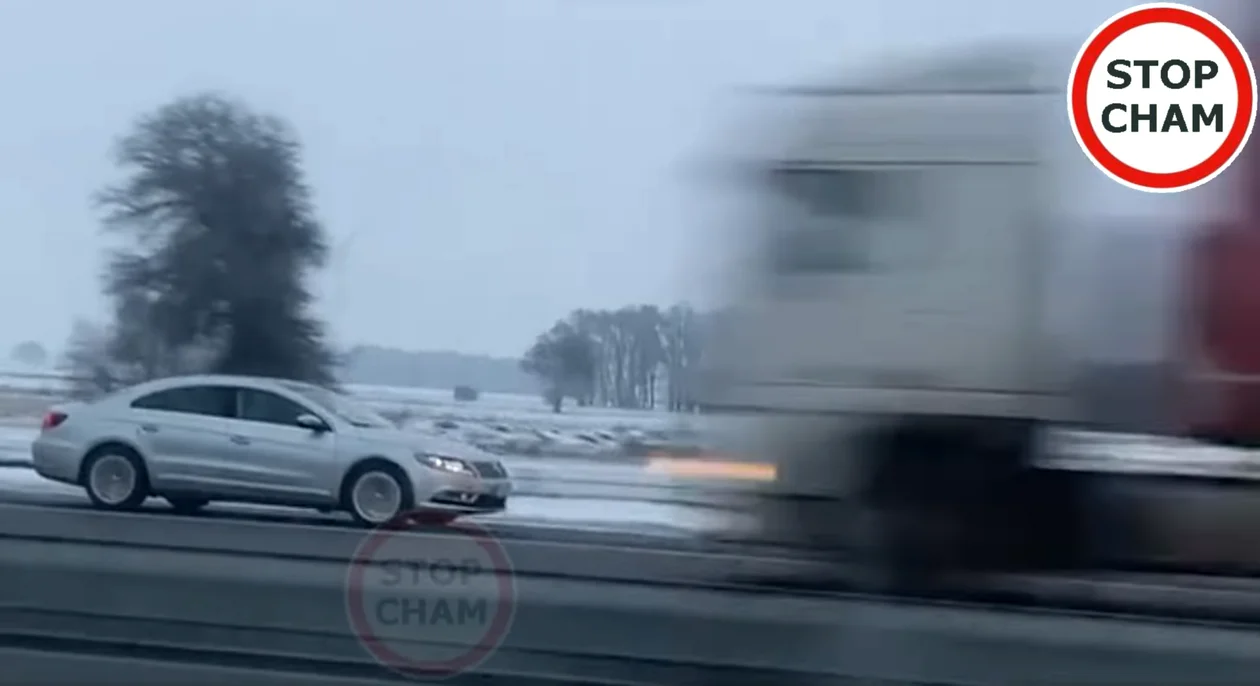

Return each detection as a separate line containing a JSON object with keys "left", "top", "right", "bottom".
{"left": 413, "top": 469, "right": 512, "bottom": 514}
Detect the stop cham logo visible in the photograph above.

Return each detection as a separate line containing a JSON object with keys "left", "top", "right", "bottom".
{"left": 1068, "top": 2, "right": 1257, "bottom": 193}
{"left": 345, "top": 516, "right": 516, "bottom": 679}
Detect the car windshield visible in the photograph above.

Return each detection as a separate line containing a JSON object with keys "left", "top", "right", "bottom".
{"left": 282, "top": 382, "right": 394, "bottom": 429}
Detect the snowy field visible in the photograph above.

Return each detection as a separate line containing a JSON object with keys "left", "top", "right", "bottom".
{"left": 350, "top": 383, "right": 680, "bottom": 431}
{"left": 352, "top": 384, "right": 708, "bottom": 458}
{"left": 0, "top": 369, "right": 707, "bottom": 459}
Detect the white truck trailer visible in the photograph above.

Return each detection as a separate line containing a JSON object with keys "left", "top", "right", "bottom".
{"left": 700, "top": 46, "right": 1137, "bottom": 581}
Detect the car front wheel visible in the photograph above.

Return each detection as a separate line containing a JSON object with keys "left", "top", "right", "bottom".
{"left": 344, "top": 465, "right": 414, "bottom": 527}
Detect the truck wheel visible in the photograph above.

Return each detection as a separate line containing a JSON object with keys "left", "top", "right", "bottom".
{"left": 1015, "top": 466, "right": 1090, "bottom": 570}
{"left": 868, "top": 504, "right": 955, "bottom": 594}
{"left": 863, "top": 447, "right": 959, "bottom": 591}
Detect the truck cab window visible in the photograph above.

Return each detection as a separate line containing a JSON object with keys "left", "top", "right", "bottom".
{"left": 768, "top": 167, "right": 926, "bottom": 274}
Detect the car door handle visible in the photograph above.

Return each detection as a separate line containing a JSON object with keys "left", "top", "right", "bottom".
{"left": 139, "top": 424, "right": 159, "bottom": 434}
{"left": 229, "top": 435, "right": 250, "bottom": 446}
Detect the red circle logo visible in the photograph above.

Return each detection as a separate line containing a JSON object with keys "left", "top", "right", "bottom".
{"left": 344, "top": 516, "right": 516, "bottom": 680}
{"left": 1067, "top": 2, "right": 1257, "bottom": 193}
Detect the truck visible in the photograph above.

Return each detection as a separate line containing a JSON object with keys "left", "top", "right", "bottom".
{"left": 699, "top": 43, "right": 1260, "bottom": 588}
{"left": 1181, "top": 216, "right": 1260, "bottom": 445}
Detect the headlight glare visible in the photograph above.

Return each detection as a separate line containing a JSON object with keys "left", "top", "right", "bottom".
{"left": 418, "top": 454, "right": 473, "bottom": 474}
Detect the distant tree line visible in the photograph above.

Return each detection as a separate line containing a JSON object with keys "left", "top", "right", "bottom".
{"left": 62, "top": 92, "right": 337, "bottom": 398}
{"left": 343, "top": 346, "right": 538, "bottom": 395}
{"left": 521, "top": 304, "right": 708, "bottom": 413}
{"left": 48, "top": 90, "right": 710, "bottom": 409}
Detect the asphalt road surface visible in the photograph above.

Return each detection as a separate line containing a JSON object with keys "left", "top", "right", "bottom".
{"left": 7, "top": 425, "right": 1260, "bottom": 683}
{"left": 5, "top": 507, "right": 1260, "bottom": 685}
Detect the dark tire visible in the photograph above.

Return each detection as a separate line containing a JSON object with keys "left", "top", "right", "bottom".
{"left": 863, "top": 420, "right": 1080, "bottom": 591}
{"left": 167, "top": 497, "right": 209, "bottom": 514}
{"left": 862, "top": 425, "right": 1015, "bottom": 591}
{"left": 80, "top": 445, "right": 149, "bottom": 511}
{"left": 411, "top": 512, "right": 459, "bottom": 526}
{"left": 341, "top": 461, "right": 415, "bottom": 528}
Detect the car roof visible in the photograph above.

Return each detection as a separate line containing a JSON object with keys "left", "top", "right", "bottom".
{"left": 115, "top": 374, "right": 322, "bottom": 399}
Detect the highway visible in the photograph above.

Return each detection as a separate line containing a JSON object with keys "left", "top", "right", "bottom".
{"left": 7, "top": 497, "right": 1260, "bottom": 683}
{"left": 4, "top": 427, "right": 1260, "bottom": 683}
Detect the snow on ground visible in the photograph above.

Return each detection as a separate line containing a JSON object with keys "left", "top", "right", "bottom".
{"left": 0, "top": 466, "right": 81, "bottom": 496}
{"left": 0, "top": 466, "right": 733, "bottom": 534}
{"left": 349, "top": 383, "right": 677, "bottom": 431}
{"left": 408, "top": 419, "right": 655, "bottom": 459}
{"left": 1041, "top": 429, "right": 1260, "bottom": 479}
{"left": 0, "top": 366, "right": 72, "bottom": 395}
{"left": 0, "top": 425, "right": 31, "bottom": 463}
{"left": 0, "top": 421, "right": 743, "bottom": 533}
{"left": 487, "top": 495, "right": 736, "bottom": 533}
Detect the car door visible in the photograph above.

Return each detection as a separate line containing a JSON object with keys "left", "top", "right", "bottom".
{"left": 126, "top": 385, "right": 236, "bottom": 490}
{"left": 219, "top": 386, "right": 338, "bottom": 501}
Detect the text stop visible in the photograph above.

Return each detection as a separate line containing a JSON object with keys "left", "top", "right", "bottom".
{"left": 1102, "top": 58, "right": 1224, "bottom": 133}
{"left": 1068, "top": 3, "right": 1256, "bottom": 193}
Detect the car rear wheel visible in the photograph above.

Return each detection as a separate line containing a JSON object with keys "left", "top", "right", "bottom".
{"left": 82, "top": 448, "right": 148, "bottom": 510}
{"left": 344, "top": 465, "right": 414, "bottom": 527}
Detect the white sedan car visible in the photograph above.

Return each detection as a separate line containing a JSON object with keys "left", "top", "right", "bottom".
{"left": 31, "top": 374, "right": 511, "bottom": 526}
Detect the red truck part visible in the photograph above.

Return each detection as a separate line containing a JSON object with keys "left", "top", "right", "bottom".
{"left": 1181, "top": 13, "right": 1260, "bottom": 444}
{"left": 1181, "top": 218, "right": 1260, "bottom": 445}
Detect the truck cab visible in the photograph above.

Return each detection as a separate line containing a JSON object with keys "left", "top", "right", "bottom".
{"left": 702, "top": 47, "right": 1083, "bottom": 575}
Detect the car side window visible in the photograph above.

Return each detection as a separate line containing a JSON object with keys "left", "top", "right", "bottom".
{"left": 130, "top": 386, "right": 236, "bottom": 418}
{"left": 237, "top": 388, "right": 312, "bottom": 427}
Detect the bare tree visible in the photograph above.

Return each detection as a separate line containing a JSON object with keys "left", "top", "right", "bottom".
{"left": 521, "top": 323, "right": 597, "bottom": 412}
{"left": 526, "top": 303, "right": 707, "bottom": 412}
{"left": 97, "top": 92, "right": 337, "bottom": 384}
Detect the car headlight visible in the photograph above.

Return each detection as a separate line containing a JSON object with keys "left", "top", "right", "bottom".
{"left": 418, "top": 454, "right": 473, "bottom": 475}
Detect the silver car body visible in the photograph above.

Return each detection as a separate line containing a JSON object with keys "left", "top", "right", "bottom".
{"left": 31, "top": 374, "right": 511, "bottom": 517}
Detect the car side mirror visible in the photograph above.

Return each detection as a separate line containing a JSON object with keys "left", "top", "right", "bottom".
{"left": 296, "top": 413, "right": 330, "bottom": 433}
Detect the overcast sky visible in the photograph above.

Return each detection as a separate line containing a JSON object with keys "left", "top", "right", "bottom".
{"left": 0, "top": 0, "right": 1237, "bottom": 359}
